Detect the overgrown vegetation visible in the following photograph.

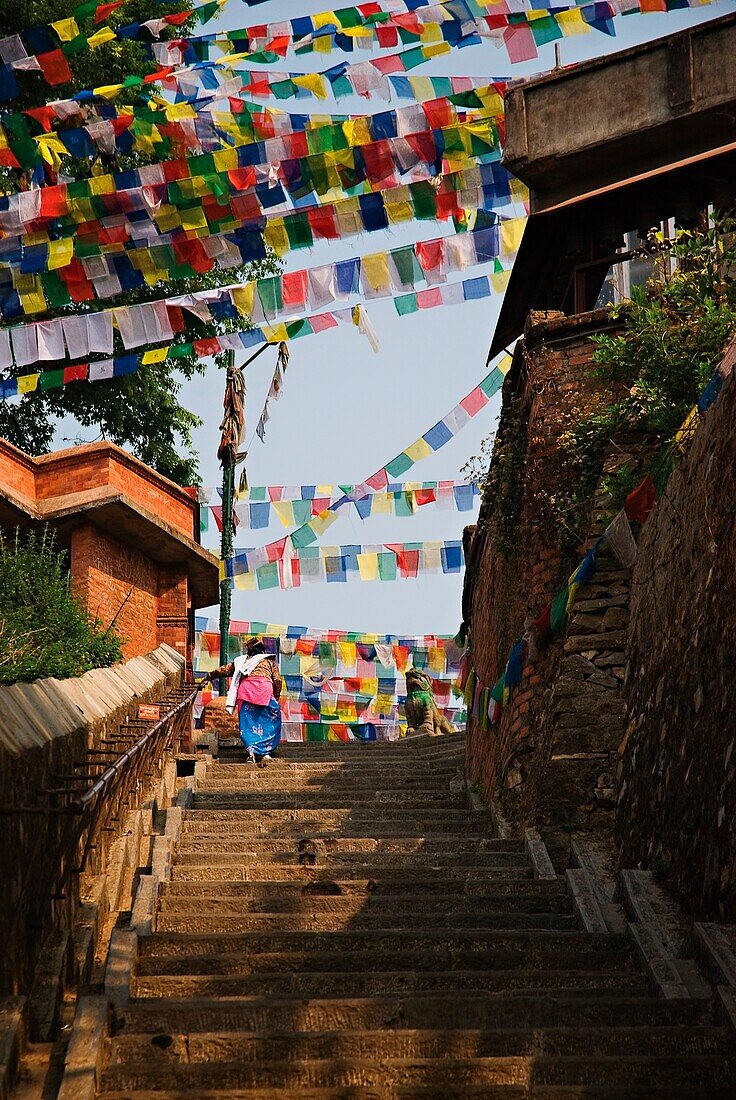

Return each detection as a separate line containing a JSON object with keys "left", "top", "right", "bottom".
{"left": 564, "top": 214, "right": 736, "bottom": 513}
{"left": 469, "top": 215, "right": 736, "bottom": 553}
{"left": 0, "top": 528, "right": 122, "bottom": 685}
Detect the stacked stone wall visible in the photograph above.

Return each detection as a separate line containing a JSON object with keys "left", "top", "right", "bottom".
{"left": 466, "top": 310, "right": 622, "bottom": 829}
{"left": 617, "top": 368, "right": 736, "bottom": 920}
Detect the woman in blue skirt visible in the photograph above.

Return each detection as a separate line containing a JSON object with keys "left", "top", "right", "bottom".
{"left": 206, "top": 637, "right": 282, "bottom": 764}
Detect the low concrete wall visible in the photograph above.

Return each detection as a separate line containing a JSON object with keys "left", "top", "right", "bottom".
{"left": 0, "top": 645, "right": 184, "bottom": 1002}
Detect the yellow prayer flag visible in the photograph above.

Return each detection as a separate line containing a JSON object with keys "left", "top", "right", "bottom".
{"left": 385, "top": 200, "right": 414, "bottom": 226}
{"left": 88, "top": 27, "right": 116, "bottom": 48}
{"left": 372, "top": 493, "right": 392, "bottom": 515}
{"left": 232, "top": 283, "right": 255, "bottom": 318}
{"left": 408, "top": 77, "right": 434, "bottom": 103}
{"left": 428, "top": 647, "right": 446, "bottom": 674}
{"left": 419, "top": 22, "right": 442, "bottom": 43}
{"left": 165, "top": 103, "right": 197, "bottom": 121}
{"left": 500, "top": 218, "right": 526, "bottom": 259}
{"left": 335, "top": 207, "right": 363, "bottom": 237}
{"left": 179, "top": 207, "right": 209, "bottom": 231}
{"left": 316, "top": 484, "right": 333, "bottom": 496}
{"left": 272, "top": 501, "right": 295, "bottom": 527}
{"left": 343, "top": 118, "right": 371, "bottom": 147}
{"left": 263, "top": 220, "right": 289, "bottom": 257}
{"left": 311, "top": 509, "right": 339, "bottom": 535}
{"left": 233, "top": 570, "right": 256, "bottom": 590}
{"left": 491, "top": 270, "right": 512, "bottom": 293}
{"left": 498, "top": 353, "right": 513, "bottom": 376}
{"left": 424, "top": 41, "right": 451, "bottom": 58}
{"left": 362, "top": 251, "right": 390, "bottom": 292}
{"left": 312, "top": 10, "right": 339, "bottom": 28}
{"left": 154, "top": 207, "right": 182, "bottom": 233}
{"left": 94, "top": 84, "right": 124, "bottom": 100}
{"left": 675, "top": 406, "right": 699, "bottom": 451}
{"left": 556, "top": 8, "right": 589, "bottom": 34}
{"left": 212, "top": 146, "right": 239, "bottom": 172}
{"left": 312, "top": 34, "right": 333, "bottom": 53}
{"left": 87, "top": 173, "right": 115, "bottom": 195}
{"left": 292, "top": 73, "right": 327, "bottom": 99}
{"left": 338, "top": 641, "right": 356, "bottom": 666}
{"left": 142, "top": 347, "right": 170, "bottom": 364}
{"left": 51, "top": 17, "right": 79, "bottom": 41}
{"left": 17, "top": 373, "right": 40, "bottom": 394}
{"left": 19, "top": 286, "right": 47, "bottom": 315}
{"left": 405, "top": 437, "right": 433, "bottom": 463}
{"left": 35, "top": 135, "right": 69, "bottom": 171}
{"left": 47, "top": 238, "right": 74, "bottom": 271}
{"left": 357, "top": 553, "right": 379, "bottom": 581}
{"left": 264, "top": 322, "right": 288, "bottom": 344}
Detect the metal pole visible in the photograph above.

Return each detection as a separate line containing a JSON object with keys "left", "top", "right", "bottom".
{"left": 219, "top": 349, "right": 236, "bottom": 696}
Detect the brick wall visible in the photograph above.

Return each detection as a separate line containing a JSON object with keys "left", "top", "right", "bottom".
{"left": 70, "top": 526, "right": 193, "bottom": 661}
{"left": 71, "top": 524, "right": 159, "bottom": 658}
{"left": 465, "top": 310, "right": 623, "bottom": 833}
{"left": 617, "top": 368, "right": 736, "bottom": 920}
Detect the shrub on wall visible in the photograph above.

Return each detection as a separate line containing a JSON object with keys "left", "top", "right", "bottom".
{"left": 0, "top": 528, "right": 123, "bottom": 685}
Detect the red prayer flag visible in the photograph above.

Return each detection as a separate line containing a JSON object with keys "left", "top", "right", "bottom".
{"left": 266, "top": 538, "right": 287, "bottom": 564}
{"left": 307, "top": 206, "right": 338, "bottom": 240}
{"left": 40, "top": 185, "right": 68, "bottom": 219}
{"left": 503, "top": 24, "right": 537, "bottom": 63}
{"left": 534, "top": 603, "right": 552, "bottom": 634}
{"left": 210, "top": 506, "right": 224, "bottom": 532}
{"left": 37, "top": 49, "right": 72, "bottom": 86}
{"left": 417, "top": 288, "right": 443, "bottom": 309}
{"left": 366, "top": 470, "right": 389, "bottom": 490}
{"left": 414, "top": 489, "right": 436, "bottom": 506}
{"left": 282, "top": 270, "right": 308, "bottom": 310}
{"left": 95, "top": 0, "right": 125, "bottom": 22}
{"left": 25, "top": 106, "right": 55, "bottom": 132}
{"left": 624, "top": 475, "right": 656, "bottom": 523}
{"left": 375, "top": 24, "right": 399, "bottom": 49}
{"left": 63, "top": 363, "right": 88, "bottom": 383}
{"left": 423, "top": 99, "right": 454, "bottom": 131}
{"left": 0, "top": 148, "right": 20, "bottom": 168}
{"left": 416, "top": 239, "right": 445, "bottom": 276}
{"left": 163, "top": 11, "right": 191, "bottom": 25}
{"left": 310, "top": 312, "right": 339, "bottom": 333}
{"left": 460, "top": 387, "right": 489, "bottom": 416}
{"left": 193, "top": 338, "right": 221, "bottom": 357}
{"left": 371, "top": 51, "right": 403, "bottom": 74}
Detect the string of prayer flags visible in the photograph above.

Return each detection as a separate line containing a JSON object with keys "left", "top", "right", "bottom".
{"left": 1, "top": 83, "right": 507, "bottom": 177}
{"left": 224, "top": 539, "right": 465, "bottom": 590}
{"left": 230, "top": 355, "right": 510, "bottom": 576}
{"left": 199, "top": 480, "right": 480, "bottom": 531}
{"left": 0, "top": 285, "right": 512, "bottom": 401}
{"left": 0, "top": 168, "right": 525, "bottom": 319}
{"left": 0, "top": 222, "right": 520, "bottom": 360}
{"left": 0, "top": 112, "right": 507, "bottom": 252}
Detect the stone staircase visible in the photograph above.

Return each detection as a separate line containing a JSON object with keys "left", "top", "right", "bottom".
{"left": 99, "top": 735, "right": 734, "bottom": 1098}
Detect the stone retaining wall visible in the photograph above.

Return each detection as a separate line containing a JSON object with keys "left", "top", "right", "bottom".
{"left": 0, "top": 645, "right": 184, "bottom": 1002}
{"left": 617, "top": 364, "right": 736, "bottom": 921}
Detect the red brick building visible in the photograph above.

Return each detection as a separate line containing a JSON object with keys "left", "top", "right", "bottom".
{"left": 0, "top": 438, "right": 219, "bottom": 664}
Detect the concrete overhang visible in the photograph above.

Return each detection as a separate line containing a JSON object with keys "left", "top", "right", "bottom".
{"left": 0, "top": 485, "right": 219, "bottom": 609}
{"left": 489, "top": 13, "right": 736, "bottom": 362}
{"left": 503, "top": 11, "right": 736, "bottom": 211}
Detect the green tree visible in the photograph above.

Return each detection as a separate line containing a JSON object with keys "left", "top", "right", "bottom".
{"left": 0, "top": 526, "right": 123, "bottom": 684}
{"left": 0, "top": 1, "right": 280, "bottom": 484}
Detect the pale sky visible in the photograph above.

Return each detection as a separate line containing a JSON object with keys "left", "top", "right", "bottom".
{"left": 58, "top": 1, "right": 734, "bottom": 636}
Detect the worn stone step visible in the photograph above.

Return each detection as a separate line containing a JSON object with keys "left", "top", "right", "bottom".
{"left": 191, "top": 794, "right": 469, "bottom": 810}
{"left": 159, "top": 878, "right": 568, "bottom": 899}
{"left": 131, "top": 971, "right": 649, "bottom": 1000}
{"left": 174, "top": 835, "right": 522, "bottom": 855}
{"left": 171, "top": 850, "right": 529, "bottom": 870}
{"left": 106, "top": 1026, "right": 728, "bottom": 1067}
{"left": 97, "top": 1088, "right": 734, "bottom": 1100}
{"left": 531, "top": 1054, "right": 735, "bottom": 1088}
{"left": 114, "top": 993, "right": 715, "bottom": 1036}
{"left": 170, "top": 863, "right": 533, "bottom": 883}
{"left": 157, "top": 890, "right": 571, "bottom": 916}
{"left": 204, "top": 762, "right": 464, "bottom": 778}
{"left": 154, "top": 911, "right": 580, "bottom": 934}
{"left": 138, "top": 929, "right": 631, "bottom": 959}
{"left": 135, "top": 946, "right": 638, "bottom": 978}
{"left": 181, "top": 810, "right": 490, "bottom": 835}
{"left": 102, "top": 1051, "right": 735, "bottom": 1092}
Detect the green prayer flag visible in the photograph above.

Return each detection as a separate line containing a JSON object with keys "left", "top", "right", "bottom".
{"left": 411, "top": 184, "right": 437, "bottom": 221}
{"left": 392, "top": 246, "right": 420, "bottom": 289}
{"left": 258, "top": 276, "right": 283, "bottom": 317}
{"left": 272, "top": 79, "right": 297, "bottom": 100}
{"left": 402, "top": 46, "right": 426, "bottom": 69}
{"left": 256, "top": 562, "right": 280, "bottom": 590}
{"left": 550, "top": 584, "right": 570, "bottom": 634}
{"left": 395, "top": 293, "right": 418, "bottom": 317}
{"left": 285, "top": 212, "right": 313, "bottom": 249}
{"left": 490, "top": 675, "right": 505, "bottom": 704}
{"left": 480, "top": 369, "right": 504, "bottom": 398}
{"left": 43, "top": 273, "right": 71, "bottom": 309}
{"left": 530, "top": 15, "right": 564, "bottom": 45}
{"left": 378, "top": 553, "right": 397, "bottom": 582}
{"left": 385, "top": 452, "right": 414, "bottom": 477}
{"left": 306, "top": 724, "right": 327, "bottom": 742}
{"left": 291, "top": 523, "right": 318, "bottom": 549}
{"left": 331, "top": 74, "right": 353, "bottom": 98}
{"left": 39, "top": 370, "right": 64, "bottom": 391}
